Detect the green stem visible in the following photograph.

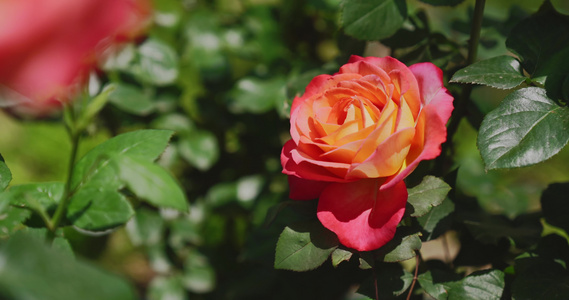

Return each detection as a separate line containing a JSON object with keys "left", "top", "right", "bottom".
{"left": 50, "top": 105, "right": 81, "bottom": 236}
{"left": 435, "top": 0, "right": 486, "bottom": 175}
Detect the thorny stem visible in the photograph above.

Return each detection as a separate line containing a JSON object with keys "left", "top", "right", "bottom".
{"left": 49, "top": 104, "right": 81, "bottom": 238}
{"left": 435, "top": 0, "right": 486, "bottom": 175}
{"left": 406, "top": 252, "right": 421, "bottom": 300}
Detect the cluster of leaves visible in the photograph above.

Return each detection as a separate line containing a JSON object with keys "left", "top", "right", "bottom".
{"left": 1, "top": 0, "right": 569, "bottom": 300}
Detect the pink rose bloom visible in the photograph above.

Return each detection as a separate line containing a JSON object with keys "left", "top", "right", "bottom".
{"left": 281, "top": 56, "right": 454, "bottom": 251}
{"left": 0, "top": 0, "right": 151, "bottom": 113}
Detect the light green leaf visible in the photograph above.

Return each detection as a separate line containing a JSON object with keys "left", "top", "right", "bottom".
{"left": 72, "top": 130, "right": 174, "bottom": 190}
{"left": 331, "top": 248, "right": 353, "bottom": 267}
{"left": 133, "top": 38, "right": 179, "bottom": 86}
{"left": 0, "top": 232, "right": 136, "bottom": 300}
{"left": 419, "top": 269, "right": 505, "bottom": 300}
{"left": 182, "top": 249, "right": 216, "bottom": 293}
{"left": 417, "top": 197, "right": 455, "bottom": 241}
{"left": 108, "top": 83, "right": 155, "bottom": 116}
{"left": 451, "top": 56, "right": 527, "bottom": 89}
{"left": 178, "top": 130, "right": 219, "bottom": 171}
{"left": 116, "top": 156, "right": 188, "bottom": 211}
{"left": 478, "top": 87, "right": 569, "bottom": 169}
{"left": 76, "top": 85, "right": 116, "bottom": 132}
{"left": 228, "top": 76, "right": 286, "bottom": 114}
{"left": 148, "top": 276, "right": 187, "bottom": 300}
{"left": 342, "top": 0, "right": 407, "bottom": 40}
{"left": 407, "top": 176, "right": 451, "bottom": 217}
{"left": 126, "top": 208, "right": 165, "bottom": 247}
{"left": 274, "top": 221, "right": 339, "bottom": 271}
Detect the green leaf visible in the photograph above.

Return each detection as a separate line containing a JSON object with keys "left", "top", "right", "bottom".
{"left": 506, "top": 2, "right": 569, "bottom": 82}
{"left": 182, "top": 249, "right": 216, "bottom": 293}
{"left": 178, "top": 130, "right": 219, "bottom": 171}
{"left": 541, "top": 182, "right": 569, "bottom": 233}
{"left": 228, "top": 76, "right": 286, "bottom": 114}
{"left": 376, "top": 227, "right": 422, "bottom": 262}
{"left": 418, "top": 0, "right": 465, "bottom": 6}
{"left": 0, "top": 232, "right": 136, "bottom": 300}
{"left": 357, "top": 262, "right": 414, "bottom": 298}
{"left": 76, "top": 85, "right": 115, "bottom": 132}
{"left": 0, "top": 205, "right": 30, "bottom": 238}
{"left": 71, "top": 129, "right": 174, "bottom": 190}
{"left": 407, "top": 176, "right": 451, "bottom": 217}
{"left": 419, "top": 269, "right": 505, "bottom": 300}
{"left": 125, "top": 208, "right": 165, "bottom": 246}
{"left": 148, "top": 276, "right": 187, "bottom": 300}
{"left": 0, "top": 160, "right": 11, "bottom": 191}
{"left": 342, "top": 0, "right": 407, "bottom": 41}
{"left": 133, "top": 38, "right": 179, "bottom": 86}
{"left": 108, "top": 83, "right": 155, "bottom": 116}
{"left": 478, "top": 87, "right": 569, "bottom": 170}
{"left": 417, "top": 197, "right": 455, "bottom": 241}
{"left": 513, "top": 256, "right": 569, "bottom": 300}
{"left": 68, "top": 188, "right": 134, "bottom": 231}
{"left": 274, "top": 221, "right": 339, "bottom": 271}
{"left": 331, "top": 248, "right": 353, "bottom": 267}
{"left": 4, "top": 182, "right": 63, "bottom": 214}
{"left": 450, "top": 56, "right": 527, "bottom": 90}
{"left": 116, "top": 156, "right": 188, "bottom": 211}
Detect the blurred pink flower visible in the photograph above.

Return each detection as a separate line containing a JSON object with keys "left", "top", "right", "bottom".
{"left": 0, "top": 0, "right": 151, "bottom": 115}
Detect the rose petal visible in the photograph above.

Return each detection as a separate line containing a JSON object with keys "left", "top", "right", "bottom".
{"left": 288, "top": 176, "right": 329, "bottom": 200}
{"left": 382, "top": 62, "right": 454, "bottom": 190}
{"left": 317, "top": 179, "right": 407, "bottom": 251}
{"left": 282, "top": 140, "right": 348, "bottom": 182}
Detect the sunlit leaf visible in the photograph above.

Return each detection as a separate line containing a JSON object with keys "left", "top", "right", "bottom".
{"left": 419, "top": 269, "right": 505, "bottom": 300}
{"left": 376, "top": 227, "right": 422, "bottom": 263}
{"left": 331, "top": 248, "right": 353, "bottom": 267}
{"left": 417, "top": 197, "right": 455, "bottom": 241}
{"left": 274, "top": 221, "right": 339, "bottom": 271}
{"left": 478, "top": 87, "right": 569, "bottom": 170}
{"left": 0, "top": 159, "right": 11, "bottom": 191}
{"left": 407, "top": 176, "right": 451, "bottom": 217}
{"left": 342, "top": 0, "right": 407, "bottom": 40}
{"left": 126, "top": 208, "right": 165, "bottom": 247}
{"left": 69, "top": 188, "right": 134, "bottom": 231}
{"left": 116, "top": 156, "right": 188, "bottom": 212}
{"left": 451, "top": 56, "right": 527, "bottom": 89}
{"left": 148, "top": 276, "right": 187, "bottom": 300}
{"left": 228, "top": 76, "right": 287, "bottom": 114}
{"left": 182, "top": 249, "right": 216, "bottom": 293}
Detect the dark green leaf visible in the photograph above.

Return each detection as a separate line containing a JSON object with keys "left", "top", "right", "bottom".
{"left": 418, "top": 0, "right": 465, "bottom": 6}
{"left": 506, "top": 2, "right": 569, "bottom": 82}
{"left": 357, "top": 262, "right": 414, "bottom": 298}
{"left": 228, "top": 76, "right": 286, "bottom": 114}
{"left": 108, "top": 83, "right": 155, "bottom": 116}
{"left": 513, "top": 256, "right": 569, "bottom": 300}
{"left": 0, "top": 232, "right": 135, "bottom": 300}
{"left": 117, "top": 156, "right": 188, "bottom": 211}
{"left": 407, "top": 176, "right": 451, "bottom": 217}
{"left": 417, "top": 197, "right": 455, "bottom": 241}
{"left": 69, "top": 188, "right": 134, "bottom": 231}
{"left": 178, "top": 130, "right": 219, "bottom": 171}
{"left": 478, "top": 87, "right": 569, "bottom": 170}
{"left": 376, "top": 227, "right": 422, "bottom": 262}
{"left": 342, "top": 0, "right": 407, "bottom": 41}
{"left": 419, "top": 269, "right": 505, "bottom": 300}
{"left": 182, "top": 249, "right": 216, "bottom": 293}
{"left": 133, "top": 38, "right": 179, "bottom": 86}
{"left": 0, "top": 160, "right": 11, "bottom": 191}
{"left": 451, "top": 56, "right": 526, "bottom": 89}
{"left": 541, "top": 182, "right": 569, "bottom": 233}
{"left": 274, "top": 221, "right": 339, "bottom": 271}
